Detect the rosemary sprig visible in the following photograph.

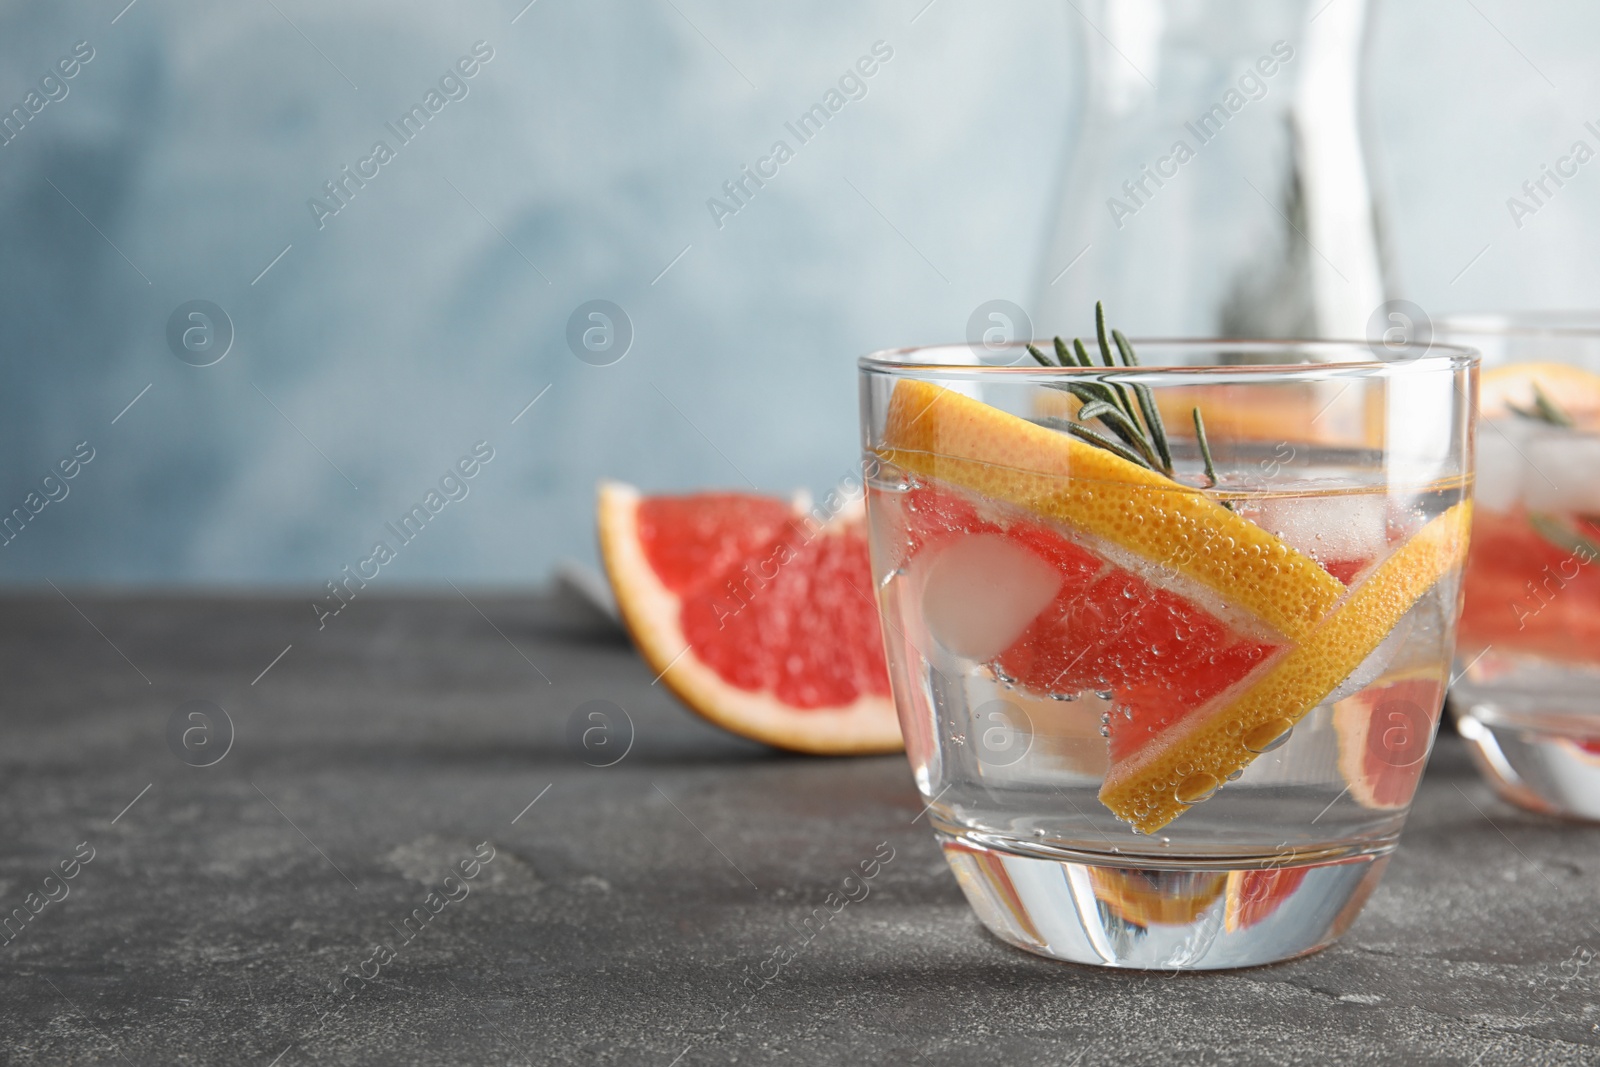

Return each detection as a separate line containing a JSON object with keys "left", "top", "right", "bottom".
{"left": 1028, "top": 302, "right": 1228, "bottom": 506}
{"left": 1113, "top": 327, "right": 1172, "bottom": 472}
{"left": 1045, "top": 417, "right": 1154, "bottom": 469}
{"left": 1030, "top": 347, "right": 1158, "bottom": 454}
{"left": 1077, "top": 399, "right": 1163, "bottom": 469}
{"left": 1193, "top": 406, "right": 1219, "bottom": 487}
{"left": 1507, "top": 384, "right": 1575, "bottom": 428}
{"left": 1191, "top": 404, "right": 1235, "bottom": 511}
{"left": 1094, "top": 302, "right": 1142, "bottom": 429}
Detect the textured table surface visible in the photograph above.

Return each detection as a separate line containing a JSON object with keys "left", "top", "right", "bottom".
{"left": 2, "top": 593, "right": 1598, "bottom": 1066}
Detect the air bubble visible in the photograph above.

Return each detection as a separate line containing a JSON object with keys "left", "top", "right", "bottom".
{"left": 1175, "top": 773, "right": 1220, "bottom": 804}
{"left": 1242, "top": 718, "right": 1294, "bottom": 754}
{"left": 1225, "top": 769, "right": 1243, "bottom": 782}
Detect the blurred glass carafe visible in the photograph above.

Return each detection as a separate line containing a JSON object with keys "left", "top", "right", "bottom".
{"left": 1034, "top": 0, "right": 1388, "bottom": 340}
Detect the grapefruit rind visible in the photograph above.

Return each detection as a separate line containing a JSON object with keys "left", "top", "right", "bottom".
{"left": 597, "top": 481, "right": 902, "bottom": 755}
{"left": 1100, "top": 502, "right": 1472, "bottom": 833}
{"left": 880, "top": 379, "right": 1345, "bottom": 641}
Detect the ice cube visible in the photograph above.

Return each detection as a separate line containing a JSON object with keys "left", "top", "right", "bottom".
{"left": 1524, "top": 430, "right": 1600, "bottom": 514}
{"left": 919, "top": 534, "right": 1064, "bottom": 662}
{"left": 1473, "top": 422, "right": 1526, "bottom": 513}
{"left": 1255, "top": 493, "right": 1387, "bottom": 568}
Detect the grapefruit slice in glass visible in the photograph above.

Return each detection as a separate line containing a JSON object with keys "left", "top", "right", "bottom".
{"left": 597, "top": 482, "right": 901, "bottom": 754}
{"left": 1333, "top": 673, "right": 1445, "bottom": 810}
{"left": 881, "top": 479, "right": 1298, "bottom": 774}
{"left": 1225, "top": 867, "right": 1310, "bottom": 931}
{"left": 880, "top": 379, "right": 1472, "bottom": 832}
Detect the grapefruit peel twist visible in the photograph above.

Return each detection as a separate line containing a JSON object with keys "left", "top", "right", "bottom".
{"left": 880, "top": 364, "right": 1470, "bottom": 833}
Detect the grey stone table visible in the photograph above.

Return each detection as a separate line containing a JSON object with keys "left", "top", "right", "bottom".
{"left": 2, "top": 593, "right": 1598, "bottom": 1066}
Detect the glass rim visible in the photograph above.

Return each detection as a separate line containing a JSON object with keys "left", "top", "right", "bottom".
{"left": 858, "top": 337, "right": 1479, "bottom": 378}
{"left": 1436, "top": 310, "right": 1600, "bottom": 338}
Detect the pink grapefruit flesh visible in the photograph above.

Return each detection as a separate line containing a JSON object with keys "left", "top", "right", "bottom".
{"left": 598, "top": 482, "right": 900, "bottom": 754}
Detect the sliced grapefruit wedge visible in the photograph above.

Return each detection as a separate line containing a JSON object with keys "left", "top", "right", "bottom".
{"left": 1101, "top": 501, "right": 1470, "bottom": 831}
{"left": 1333, "top": 673, "right": 1446, "bottom": 810}
{"left": 597, "top": 482, "right": 901, "bottom": 755}
{"left": 882, "top": 479, "right": 1298, "bottom": 769}
{"left": 879, "top": 379, "right": 1471, "bottom": 832}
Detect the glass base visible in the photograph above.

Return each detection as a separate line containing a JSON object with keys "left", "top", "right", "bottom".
{"left": 940, "top": 832, "right": 1390, "bottom": 970}
{"left": 1455, "top": 707, "right": 1600, "bottom": 821}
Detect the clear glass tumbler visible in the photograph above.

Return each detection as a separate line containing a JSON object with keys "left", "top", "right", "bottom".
{"left": 859, "top": 337, "right": 1476, "bottom": 968}
{"left": 1442, "top": 313, "right": 1600, "bottom": 820}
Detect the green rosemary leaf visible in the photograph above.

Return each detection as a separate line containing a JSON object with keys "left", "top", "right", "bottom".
{"left": 1093, "top": 302, "right": 1118, "bottom": 368}
{"left": 1026, "top": 343, "right": 1054, "bottom": 369}
{"left": 1109, "top": 380, "right": 1142, "bottom": 430}
{"left": 1042, "top": 380, "right": 1117, "bottom": 416}
{"left": 1071, "top": 381, "right": 1151, "bottom": 452}
{"left": 1113, "top": 328, "right": 1174, "bottom": 474}
{"left": 1077, "top": 401, "right": 1162, "bottom": 468}
{"left": 1058, "top": 381, "right": 1106, "bottom": 408}
{"left": 1042, "top": 380, "right": 1129, "bottom": 430}
{"left": 1192, "top": 407, "right": 1218, "bottom": 485}
{"left": 1090, "top": 307, "right": 1144, "bottom": 429}
{"left": 1048, "top": 302, "right": 1240, "bottom": 500}
{"left": 1534, "top": 384, "right": 1576, "bottom": 428}
{"left": 1110, "top": 329, "right": 1141, "bottom": 367}
{"left": 1075, "top": 399, "right": 1119, "bottom": 421}
{"left": 1132, "top": 384, "right": 1171, "bottom": 474}
{"left": 1507, "top": 385, "right": 1577, "bottom": 428}
{"left": 1048, "top": 417, "right": 1155, "bottom": 470}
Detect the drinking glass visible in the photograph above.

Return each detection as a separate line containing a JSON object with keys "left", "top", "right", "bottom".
{"left": 859, "top": 338, "right": 1476, "bottom": 968}
{"left": 1442, "top": 313, "right": 1600, "bottom": 819}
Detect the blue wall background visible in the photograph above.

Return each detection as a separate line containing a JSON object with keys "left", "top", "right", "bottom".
{"left": 2, "top": 0, "right": 1598, "bottom": 587}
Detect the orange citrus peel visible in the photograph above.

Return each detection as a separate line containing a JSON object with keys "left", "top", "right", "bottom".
{"left": 1100, "top": 501, "right": 1471, "bottom": 832}
{"left": 881, "top": 379, "right": 1346, "bottom": 640}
